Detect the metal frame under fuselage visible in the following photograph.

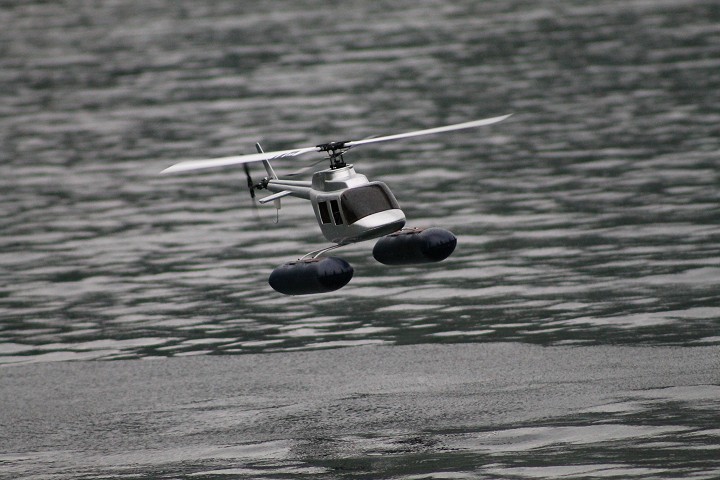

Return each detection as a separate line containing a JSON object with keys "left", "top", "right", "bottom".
{"left": 263, "top": 165, "right": 406, "bottom": 244}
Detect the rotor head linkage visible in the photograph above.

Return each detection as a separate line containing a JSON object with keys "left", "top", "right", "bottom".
{"left": 317, "top": 141, "right": 349, "bottom": 152}
{"left": 316, "top": 141, "right": 350, "bottom": 169}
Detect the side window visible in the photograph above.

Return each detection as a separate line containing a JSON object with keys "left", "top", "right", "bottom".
{"left": 318, "top": 201, "right": 331, "bottom": 224}
{"left": 330, "top": 200, "right": 343, "bottom": 225}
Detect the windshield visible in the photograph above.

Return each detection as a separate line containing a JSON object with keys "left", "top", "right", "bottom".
{"left": 341, "top": 184, "right": 398, "bottom": 224}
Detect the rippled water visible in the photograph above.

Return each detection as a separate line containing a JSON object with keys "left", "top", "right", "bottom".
{"left": 3, "top": 344, "right": 719, "bottom": 479}
{"left": 1, "top": 0, "right": 719, "bottom": 478}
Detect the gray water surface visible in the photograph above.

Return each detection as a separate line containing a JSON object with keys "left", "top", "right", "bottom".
{"left": 1, "top": 0, "right": 719, "bottom": 478}
{"left": 2, "top": 344, "right": 719, "bottom": 479}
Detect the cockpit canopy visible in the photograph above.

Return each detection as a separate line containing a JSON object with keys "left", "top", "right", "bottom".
{"left": 341, "top": 183, "right": 399, "bottom": 224}
{"left": 317, "top": 183, "right": 400, "bottom": 225}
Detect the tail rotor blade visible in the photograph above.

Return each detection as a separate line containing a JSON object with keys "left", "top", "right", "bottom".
{"left": 242, "top": 163, "right": 261, "bottom": 221}
{"left": 243, "top": 163, "right": 256, "bottom": 200}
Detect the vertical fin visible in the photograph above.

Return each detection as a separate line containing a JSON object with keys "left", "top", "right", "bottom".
{"left": 255, "top": 142, "right": 278, "bottom": 179}
{"left": 255, "top": 142, "right": 281, "bottom": 214}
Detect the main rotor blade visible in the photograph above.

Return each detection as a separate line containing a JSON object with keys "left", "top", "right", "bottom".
{"left": 160, "top": 114, "right": 512, "bottom": 175}
{"left": 160, "top": 146, "right": 319, "bottom": 174}
{"left": 344, "top": 114, "right": 512, "bottom": 149}
{"left": 286, "top": 156, "right": 328, "bottom": 177}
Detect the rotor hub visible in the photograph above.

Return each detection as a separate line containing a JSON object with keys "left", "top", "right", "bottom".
{"left": 316, "top": 141, "right": 349, "bottom": 169}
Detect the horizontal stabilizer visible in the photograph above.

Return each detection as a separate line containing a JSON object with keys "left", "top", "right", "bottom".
{"left": 258, "top": 190, "right": 293, "bottom": 204}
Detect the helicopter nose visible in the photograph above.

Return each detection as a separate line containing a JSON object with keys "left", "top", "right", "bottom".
{"left": 349, "top": 210, "right": 406, "bottom": 242}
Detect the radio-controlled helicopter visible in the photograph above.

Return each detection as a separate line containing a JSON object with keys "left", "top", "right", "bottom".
{"left": 162, "top": 114, "right": 512, "bottom": 295}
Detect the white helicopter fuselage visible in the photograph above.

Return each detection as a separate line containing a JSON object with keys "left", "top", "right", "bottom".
{"left": 264, "top": 165, "right": 406, "bottom": 244}
{"left": 161, "top": 115, "right": 512, "bottom": 294}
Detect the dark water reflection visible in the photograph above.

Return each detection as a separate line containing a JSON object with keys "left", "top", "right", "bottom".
{"left": 1, "top": 0, "right": 719, "bottom": 478}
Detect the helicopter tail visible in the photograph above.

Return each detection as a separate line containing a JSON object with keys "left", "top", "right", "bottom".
{"left": 255, "top": 142, "right": 282, "bottom": 212}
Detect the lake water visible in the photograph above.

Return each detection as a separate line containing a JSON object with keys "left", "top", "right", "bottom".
{"left": 1, "top": 0, "right": 719, "bottom": 478}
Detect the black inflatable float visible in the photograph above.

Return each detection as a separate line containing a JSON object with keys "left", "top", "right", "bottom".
{"left": 269, "top": 257, "right": 354, "bottom": 295}
{"left": 372, "top": 227, "right": 457, "bottom": 265}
